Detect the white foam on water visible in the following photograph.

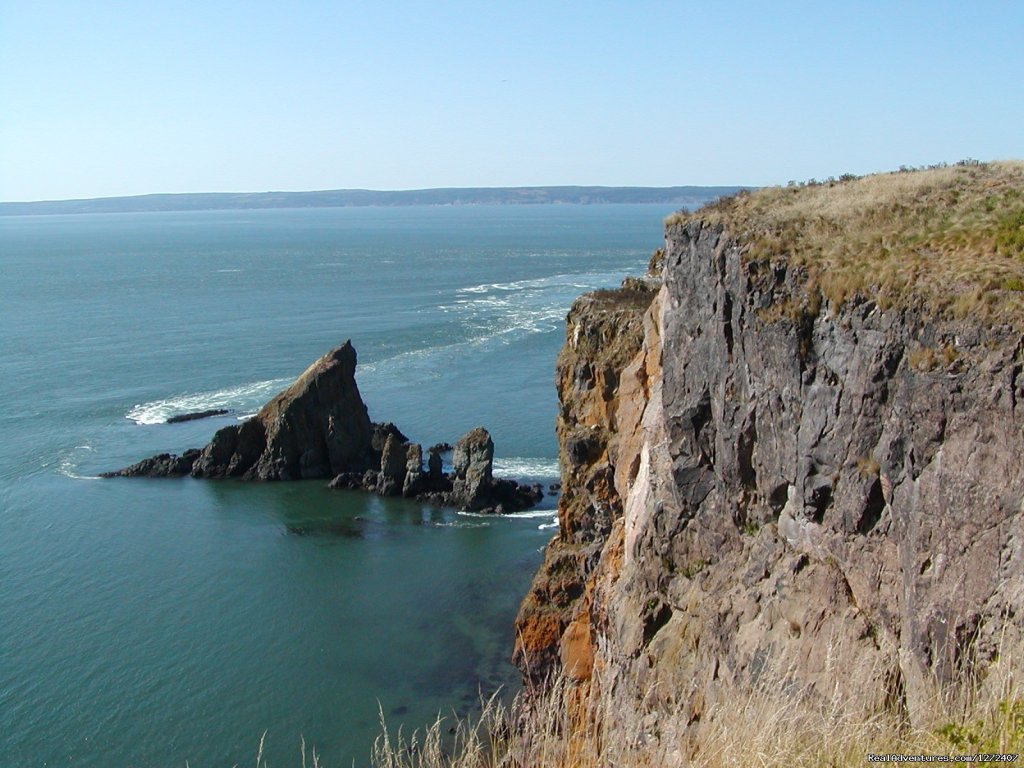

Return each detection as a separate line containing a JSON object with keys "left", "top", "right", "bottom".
{"left": 360, "top": 266, "right": 646, "bottom": 385}
{"left": 357, "top": 341, "right": 464, "bottom": 377}
{"left": 456, "top": 271, "right": 621, "bottom": 296}
{"left": 456, "top": 509, "right": 557, "bottom": 521}
{"left": 492, "top": 457, "right": 560, "bottom": 479}
{"left": 57, "top": 445, "right": 101, "bottom": 480}
{"left": 538, "top": 520, "right": 559, "bottom": 530}
{"left": 127, "top": 377, "right": 292, "bottom": 425}
{"left": 503, "top": 509, "right": 558, "bottom": 519}
{"left": 443, "top": 267, "right": 648, "bottom": 351}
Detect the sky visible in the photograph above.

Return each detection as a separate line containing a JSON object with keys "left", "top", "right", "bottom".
{"left": 1, "top": 1, "right": 1022, "bottom": 201}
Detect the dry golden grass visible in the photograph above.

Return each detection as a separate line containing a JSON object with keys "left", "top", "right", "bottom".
{"left": 666, "top": 161, "right": 1024, "bottom": 326}
{"left": 354, "top": 641, "right": 1024, "bottom": 768}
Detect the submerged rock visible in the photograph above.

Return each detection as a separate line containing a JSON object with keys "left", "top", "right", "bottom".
{"left": 165, "top": 408, "right": 229, "bottom": 424}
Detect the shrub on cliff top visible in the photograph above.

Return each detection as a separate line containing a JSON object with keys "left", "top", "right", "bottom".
{"left": 666, "top": 160, "right": 1024, "bottom": 326}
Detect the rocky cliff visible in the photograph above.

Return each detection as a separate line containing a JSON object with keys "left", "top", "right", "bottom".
{"left": 515, "top": 162, "right": 1024, "bottom": 727}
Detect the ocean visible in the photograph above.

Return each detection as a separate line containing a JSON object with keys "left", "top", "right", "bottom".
{"left": 0, "top": 204, "right": 675, "bottom": 766}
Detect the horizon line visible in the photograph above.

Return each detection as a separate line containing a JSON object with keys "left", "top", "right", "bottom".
{"left": 2, "top": 182, "right": 750, "bottom": 207}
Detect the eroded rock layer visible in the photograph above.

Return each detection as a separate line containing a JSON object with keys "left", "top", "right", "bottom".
{"left": 516, "top": 218, "right": 1024, "bottom": 726}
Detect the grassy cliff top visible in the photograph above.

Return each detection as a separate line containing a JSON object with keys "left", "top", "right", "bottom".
{"left": 668, "top": 161, "right": 1024, "bottom": 325}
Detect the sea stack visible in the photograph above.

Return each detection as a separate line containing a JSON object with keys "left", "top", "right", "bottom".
{"left": 104, "top": 341, "right": 376, "bottom": 480}
{"left": 103, "top": 341, "right": 544, "bottom": 513}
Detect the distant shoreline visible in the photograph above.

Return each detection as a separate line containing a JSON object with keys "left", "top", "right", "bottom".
{"left": 0, "top": 185, "right": 747, "bottom": 216}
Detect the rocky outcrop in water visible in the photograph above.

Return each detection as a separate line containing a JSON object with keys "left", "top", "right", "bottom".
{"left": 451, "top": 427, "right": 494, "bottom": 509}
{"left": 328, "top": 425, "right": 541, "bottom": 512}
{"left": 446, "top": 427, "right": 543, "bottom": 513}
{"left": 101, "top": 449, "right": 203, "bottom": 478}
{"left": 516, "top": 200, "right": 1024, "bottom": 728}
{"left": 104, "top": 342, "right": 376, "bottom": 480}
{"left": 103, "top": 341, "right": 542, "bottom": 513}
{"left": 165, "top": 408, "right": 230, "bottom": 424}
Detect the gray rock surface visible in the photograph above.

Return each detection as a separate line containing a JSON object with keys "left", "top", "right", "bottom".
{"left": 450, "top": 427, "right": 495, "bottom": 510}
{"left": 371, "top": 422, "right": 408, "bottom": 462}
{"left": 402, "top": 443, "right": 424, "bottom": 498}
{"left": 446, "top": 427, "right": 543, "bottom": 512}
{"left": 426, "top": 445, "right": 446, "bottom": 489}
{"left": 165, "top": 408, "right": 229, "bottom": 424}
{"left": 376, "top": 433, "right": 407, "bottom": 496}
{"left": 100, "top": 449, "right": 202, "bottom": 478}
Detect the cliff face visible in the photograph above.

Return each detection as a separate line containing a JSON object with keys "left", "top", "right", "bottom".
{"left": 516, "top": 195, "right": 1024, "bottom": 725}
{"left": 514, "top": 281, "right": 659, "bottom": 681}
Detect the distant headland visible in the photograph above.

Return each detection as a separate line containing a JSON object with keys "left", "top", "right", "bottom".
{"left": 0, "top": 185, "right": 747, "bottom": 216}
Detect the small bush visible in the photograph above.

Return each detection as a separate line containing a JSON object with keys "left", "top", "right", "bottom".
{"left": 856, "top": 455, "right": 881, "bottom": 477}
{"left": 996, "top": 208, "right": 1024, "bottom": 257}
{"left": 937, "top": 699, "right": 1024, "bottom": 754}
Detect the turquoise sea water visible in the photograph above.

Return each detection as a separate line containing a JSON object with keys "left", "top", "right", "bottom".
{"left": 0, "top": 205, "right": 673, "bottom": 767}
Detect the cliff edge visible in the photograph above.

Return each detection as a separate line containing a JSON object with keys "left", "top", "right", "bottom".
{"left": 515, "top": 161, "right": 1024, "bottom": 728}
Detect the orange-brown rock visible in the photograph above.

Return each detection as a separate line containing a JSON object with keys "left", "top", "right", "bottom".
{"left": 514, "top": 278, "right": 659, "bottom": 682}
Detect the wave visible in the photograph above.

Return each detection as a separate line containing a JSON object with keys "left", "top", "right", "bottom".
{"left": 356, "top": 264, "right": 647, "bottom": 387}
{"left": 456, "top": 270, "right": 632, "bottom": 296}
{"left": 127, "top": 377, "right": 292, "bottom": 425}
{"left": 457, "top": 509, "right": 558, "bottom": 520}
{"left": 357, "top": 341, "right": 464, "bottom": 376}
{"left": 57, "top": 445, "right": 101, "bottom": 480}
{"left": 492, "top": 457, "right": 560, "bottom": 479}
{"left": 442, "top": 267, "right": 647, "bottom": 347}
{"left": 504, "top": 509, "right": 559, "bottom": 519}
{"left": 126, "top": 264, "right": 644, "bottom": 429}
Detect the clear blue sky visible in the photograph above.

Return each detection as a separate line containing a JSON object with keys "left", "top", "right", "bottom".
{"left": 1, "top": 0, "right": 1021, "bottom": 201}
